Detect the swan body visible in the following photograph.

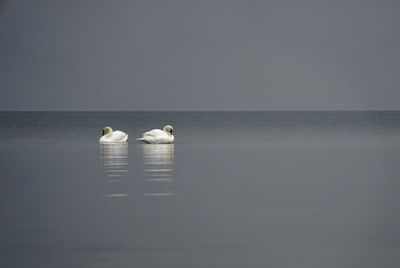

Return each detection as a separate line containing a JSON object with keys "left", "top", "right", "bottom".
{"left": 99, "top": 127, "right": 128, "bottom": 143}
{"left": 137, "top": 125, "right": 174, "bottom": 144}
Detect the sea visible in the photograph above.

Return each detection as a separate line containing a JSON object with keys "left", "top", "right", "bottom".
{"left": 1, "top": 111, "right": 400, "bottom": 268}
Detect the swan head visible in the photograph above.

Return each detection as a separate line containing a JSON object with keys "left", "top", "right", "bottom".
{"left": 101, "top": 126, "right": 113, "bottom": 136}
{"left": 163, "top": 125, "right": 174, "bottom": 135}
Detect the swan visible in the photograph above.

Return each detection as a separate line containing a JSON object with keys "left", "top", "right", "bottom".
{"left": 99, "top": 126, "right": 128, "bottom": 143}
{"left": 137, "top": 125, "right": 174, "bottom": 144}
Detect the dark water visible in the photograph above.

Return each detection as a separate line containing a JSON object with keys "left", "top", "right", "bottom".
{"left": 1, "top": 111, "right": 400, "bottom": 268}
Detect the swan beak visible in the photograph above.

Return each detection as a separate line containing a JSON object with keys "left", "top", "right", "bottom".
{"left": 102, "top": 129, "right": 105, "bottom": 135}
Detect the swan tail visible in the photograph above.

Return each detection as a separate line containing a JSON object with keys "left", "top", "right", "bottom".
{"left": 121, "top": 134, "right": 128, "bottom": 142}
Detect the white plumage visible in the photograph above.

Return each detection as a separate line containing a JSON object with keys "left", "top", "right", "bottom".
{"left": 99, "top": 127, "right": 128, "bottom": 143}
{"left": 137, "top": 125, "right": 174, "bottom": 144}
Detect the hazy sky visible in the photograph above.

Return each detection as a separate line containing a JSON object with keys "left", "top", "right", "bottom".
{"left": 1, "top": 0, "right": 399, "bottom": 110}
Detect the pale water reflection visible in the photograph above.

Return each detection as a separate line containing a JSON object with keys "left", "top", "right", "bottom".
{"left": 141, "top": 144, "right": 175, "bottom": 197}
{"left": 100, "top": 143, "right": 129, "bottom": 199}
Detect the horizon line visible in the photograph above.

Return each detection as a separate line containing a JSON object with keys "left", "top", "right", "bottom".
{"left": 1, "top": 109, "right": 400, "bottom": 112}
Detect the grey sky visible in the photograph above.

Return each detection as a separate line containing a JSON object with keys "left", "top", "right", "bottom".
{"left": 1, "top": 0, "right": 399, "bottom": 110}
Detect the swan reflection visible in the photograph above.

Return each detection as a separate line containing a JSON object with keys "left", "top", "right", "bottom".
{"left": 100, "top": 143, "right": 128, "bottom": 199}
{"left": 141, "top": 144, "right": 174, "bottom": 197}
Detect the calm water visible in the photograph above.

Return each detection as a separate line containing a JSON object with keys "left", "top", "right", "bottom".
{"left": 1, "top": 111, "right": 400, "bottom": 268}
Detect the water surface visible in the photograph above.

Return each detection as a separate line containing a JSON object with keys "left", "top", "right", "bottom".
{"left": 1, "top": 111, "right": 400, "bottom": 268}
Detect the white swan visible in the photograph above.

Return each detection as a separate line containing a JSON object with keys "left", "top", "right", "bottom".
{"left": 137, "top": 125, "right": 174, "bottom": 144}
{"left": 99, "top": 126, "right": 128, "bottom": 143}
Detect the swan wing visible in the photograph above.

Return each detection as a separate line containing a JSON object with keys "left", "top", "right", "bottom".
{"left": 137, "top": 129, "right": 173, "bottom": 144}
{"left": 100, "top": 130, "right": 128, "bottom": 143}
{"left": 142, "top": 129, "right": 166, "bottom": 137}
{"left": 112, "top": 131, "right": 128, "bottom": 142}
